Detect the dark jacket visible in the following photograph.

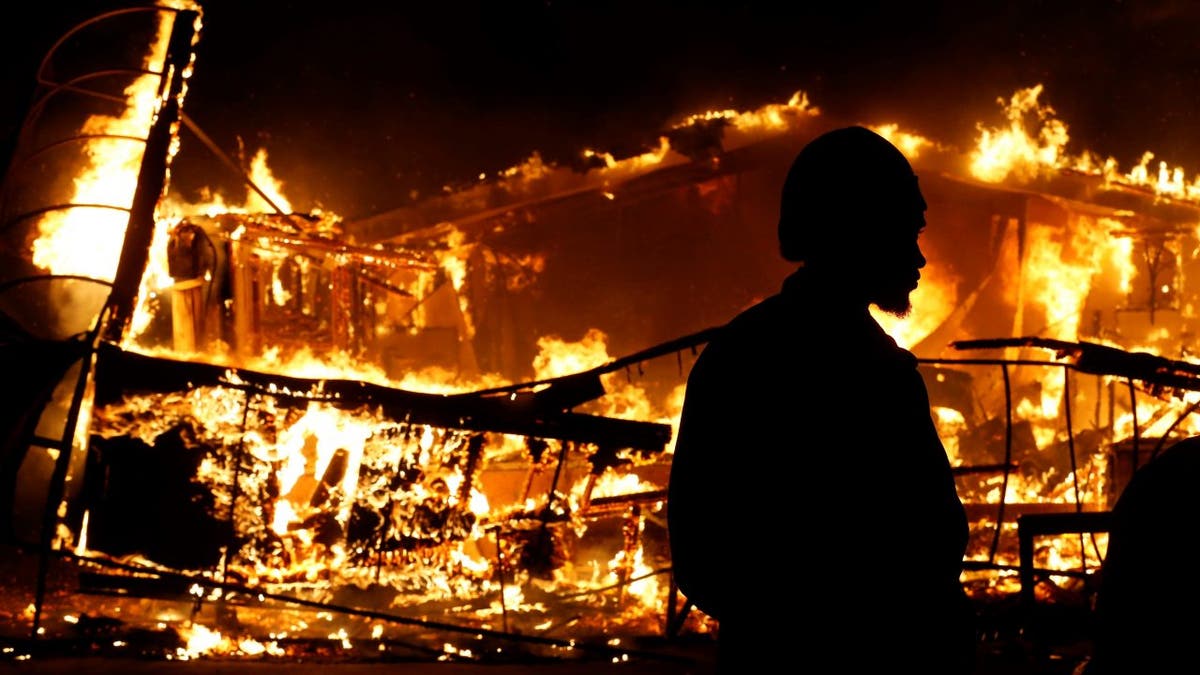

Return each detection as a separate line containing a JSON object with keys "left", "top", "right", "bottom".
{"left": 667, "top": 268, "right": 975, "bottom": 671}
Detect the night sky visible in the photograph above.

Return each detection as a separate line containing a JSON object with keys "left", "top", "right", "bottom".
{"left": 4, "top": 1, "right": 1200, "bottom": 221}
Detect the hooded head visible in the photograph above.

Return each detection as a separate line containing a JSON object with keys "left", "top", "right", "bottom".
{"left": 777, "top": 126, "right": 928, "bottom": 315}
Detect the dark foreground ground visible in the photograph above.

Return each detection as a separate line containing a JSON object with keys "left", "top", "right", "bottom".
{"left": 0, "top": 610, "right": 1095, "bottom": 675}
{"left": 0, "top": 639, "right": 1089, "bottom": 675}
{"left": 1, "top": 543, "right": 1094, "bottom": 675}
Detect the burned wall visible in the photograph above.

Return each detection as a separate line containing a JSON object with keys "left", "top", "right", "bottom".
{"left": 454, "top": 141, "right": 808, "bottom": 382}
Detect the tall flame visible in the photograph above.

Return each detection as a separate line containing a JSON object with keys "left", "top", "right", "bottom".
{"left": 245, "top": 148, "right": 293, "bottom": 214}
{"left": 30, "top": 13, "right": 180, "bottom": 282}
{"left": 969, "top": 82, "right": 1200, "bottom": 204}
{"left": 969, "top": 84, "right": 1069, "bottom": 183}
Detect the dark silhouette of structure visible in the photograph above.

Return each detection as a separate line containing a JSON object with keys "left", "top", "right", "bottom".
{"left": 667, "top": 126, "right": 976, "bottom": 673}
{"left": 1084, "top": 436, "right": 1200, "bottom": 675}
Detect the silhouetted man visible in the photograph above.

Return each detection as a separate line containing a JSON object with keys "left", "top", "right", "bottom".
{"left": 668, "top": 126, "right": 976, "bottom": 674}
{"left": 1084, "top": 436, "right": 1200, "bottom": 675}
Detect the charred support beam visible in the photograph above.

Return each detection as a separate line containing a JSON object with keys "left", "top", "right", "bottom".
{"left": 92, "top": 343, "right": 671, "bottom": 453}
{"left": 450, "top": 409, "right": 669, "bottom": 452}
{"left": 951, "top": 462, "right": 1019, "bottom": 476}
{"left": 330, "top": 264, "right": 359, "bottom": 355}
{"left": 963, "top": 501, "right": 1105, "bottom": 521}
{"left": 468, "top": 324, "right": 722, "bottom": 400}
{"left": 952, "top": 336, "right": 1200, "bottom": 396}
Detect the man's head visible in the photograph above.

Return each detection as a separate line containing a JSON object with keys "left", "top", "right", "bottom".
{"left": 777, "top": 125, "right": 928, "bottom": 316}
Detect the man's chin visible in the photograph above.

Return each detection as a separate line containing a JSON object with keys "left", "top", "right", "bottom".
{"left": 874, "top": 294, "right": 913, "bottom": 318}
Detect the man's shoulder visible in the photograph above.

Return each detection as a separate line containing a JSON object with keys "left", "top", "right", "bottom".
{"left": 687, "top": 296, "right": 798, "bottom": 381}
{"left": 717, "top": 294, "right": 795, "bottom": 341}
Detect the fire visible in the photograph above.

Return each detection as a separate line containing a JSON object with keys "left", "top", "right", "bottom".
{"left": 23, "top": 9, "right": 1200, "bottom": 648}
{"left": 1112, "top": 392, "right": 1200, "bottom": 440}
{"left": 871, "top": 123, "right": 935, "bottom": 159}
{"left": 268, "top": 402, "right": 370, "bottom": 535}
{"left": 246, "top": 149, "right": 292, "bottom": 213}
{"left": 969, "top": 82, "right": 1200, "bottom": 205}
{"left": 534, "top": 329, "right": 684, "bottom": 429}
{"left": 582, "top": 136, "right": 673, "bottom": 176}
{"left": 532, "top": 329, "right": 610, "bottom": 378}
{"left": 162, "top": 147, "right": 293, "bottom": 218}
{"left": 175, "top": 623, "right": 285, "bottom": 659}
{"left": 30, "top": 11, "right": 181, "bottom": 283}
{"left": 969, "top": 83, "right": 1069, "bottom": 183}
{"left": 933, "top": 407, "right": 968, "bottom": 465}
{"left": 83, "top": 324, "right": 680, "bottom": 636}
{"left": 1105, "top": 222, "right": 1137, "bottom": 297}
{"left": 674, "top": 90, "right": 819, "bottom": 141}
{"left": 178, "top": 396, "right": 493, "bottom": 587}
{"left": 492, "top": 90, "right": 819, "bottom": 199}
{"left": 1014, "top": 218, "right": 1117, "bottom": 432}
{"left": 179, "top": 623, "right": 228, "bottom": 658}
{"left": 499, "top": 152, "right": 555, "bottom": 183}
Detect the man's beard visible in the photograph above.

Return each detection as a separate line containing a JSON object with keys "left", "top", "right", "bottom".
{"left": 873, "top": 289, "right": 913, "bottom": 317}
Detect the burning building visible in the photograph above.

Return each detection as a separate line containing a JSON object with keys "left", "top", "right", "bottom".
{"left": 4, "top": 1, "right": 1200, "bottom": 669}
{"left": 0, "top": 5, "right": 698, "bottom": 664}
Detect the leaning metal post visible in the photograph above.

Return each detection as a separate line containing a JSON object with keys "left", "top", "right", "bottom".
{"left": 100, "top": 10, "right": 201, "bottom": 345}
{"left": 30, "top": 8, "right": 201, "bottom": 640}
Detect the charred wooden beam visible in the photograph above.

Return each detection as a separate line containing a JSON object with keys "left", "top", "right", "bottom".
{"left": 953, "top": 336, "right": 1200, "bottom": 395}
{"left": 79, "top": 570, "right": 195, "bottom": 600}
{"left": 951, "top": 462, "right": 1019, "bottom": 476}
{"left": 92, "top": 343, "right": 671, "bottom": 452}
{"left": 963, "top": 502, "right": 1106, "bottom": 521}
{"left": 467, "top": 324, "right": 721, "bottom": 400}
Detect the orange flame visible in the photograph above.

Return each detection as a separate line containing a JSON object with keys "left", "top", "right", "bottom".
{"left": 969, "top": 84, "right": 1069, "bottom": 183}
{"left": 871, "top": 123, "right": 936, "bottom": 159}
{"left": 31, "top": 13, "right": 181, "bottom": 282}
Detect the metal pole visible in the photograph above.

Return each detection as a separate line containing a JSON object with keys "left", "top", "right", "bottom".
{"left": 101, "top": 9, "right": 201, "bottom": 345}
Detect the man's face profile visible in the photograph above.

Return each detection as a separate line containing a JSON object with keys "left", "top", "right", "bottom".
{"left": 863, "top": 185, "right": 928, "bottom": 317}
